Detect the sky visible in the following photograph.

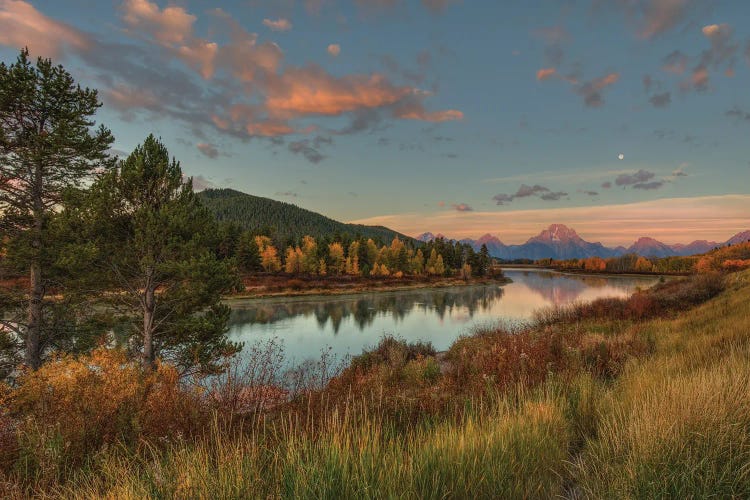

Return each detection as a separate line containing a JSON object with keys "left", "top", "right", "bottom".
{"left": 1, "top": 0, "right": 749, "bottom": 245}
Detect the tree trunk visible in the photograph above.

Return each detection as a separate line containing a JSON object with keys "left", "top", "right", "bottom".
{"left": 26, "top": 162, "right": 44, "bottom": 370}
{"left": 142, "top": 272, "right": 156, "bottom": 370}
{"left": 26, "top": 260, "right": 43, "bottom": 369}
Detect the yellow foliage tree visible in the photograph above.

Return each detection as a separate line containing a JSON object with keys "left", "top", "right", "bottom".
{"left": 411, "top": 248, "right": 425, "bottom": 275}
{"left": 328, "top": 242, "right": 345, "bottom": 275}
{"left": 347, "top": 241, "right": 361, "bottom": 275}
{"left": 634, "top": 256, "right": 653, "bottom": 272}
{"left": 285, "top": 246, "right": 303, "bottom": 274}
{"left": 255, "top": 236, "right": 281, "bottom": 272}
{"left": 318, "top": 258, "right": 327, "bottom": 276}
{"left": 300, "top": 235, "right": 318, "bottom": 274}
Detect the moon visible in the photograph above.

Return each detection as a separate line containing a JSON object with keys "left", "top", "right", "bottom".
{"left": 618, "top": 153, "right": 625, "bottom": 160}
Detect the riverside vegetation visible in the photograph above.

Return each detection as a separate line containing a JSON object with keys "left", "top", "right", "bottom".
{"left": 2, "top": 50, "right": 750, "bottom": 498}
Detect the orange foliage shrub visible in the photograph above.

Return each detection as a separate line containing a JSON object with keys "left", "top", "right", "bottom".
{"left": 3, "top": 349, "right": 207, "bottom": 480}
{"left": 583, "top": 257, "right": 607, "bottom": 271}
{"left": 722, "top": 259, "right": 750, "bottom": 271}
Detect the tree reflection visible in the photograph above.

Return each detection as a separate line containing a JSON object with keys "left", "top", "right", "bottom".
{"left": 228, "top": 286, "right": 506, "bottom": 333}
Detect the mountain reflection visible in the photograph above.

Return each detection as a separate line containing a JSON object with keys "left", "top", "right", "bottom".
{"left": 504, "top": 269, "right": 642, "bottom": 305}
{"left": 228, "top": 285, "right": 505, "bottom": 334}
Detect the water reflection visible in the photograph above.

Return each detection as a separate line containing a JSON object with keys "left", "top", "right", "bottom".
{"left": 228, "top": 285, "right": 505, "bottom": 334}
{"left": 227, "top": 268, "right": 660, "bottom": 363}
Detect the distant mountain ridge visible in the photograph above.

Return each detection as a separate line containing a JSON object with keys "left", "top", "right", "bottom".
{"left": 417, "top": 224, "right": 750, "bottom": 260}
{"left": 198, "top": 189, "right": 416, "bottom": 244}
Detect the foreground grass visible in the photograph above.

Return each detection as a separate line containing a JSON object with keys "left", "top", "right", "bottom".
{"left": 2, "top": 271, "right": 749, "bottom": 498}
{"left": 574, "top": 271, "right": 750, "bottom": 498}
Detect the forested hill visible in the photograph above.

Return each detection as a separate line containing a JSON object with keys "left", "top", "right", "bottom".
{"left": 197, "top": 188, "right": 415, "bottom": 245}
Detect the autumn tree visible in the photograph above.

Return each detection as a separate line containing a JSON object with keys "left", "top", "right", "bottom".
{"left": 285, "top": 246, "right": 303, "bottom": 274}
{"left": 0, "top": 49, "right": 114, "bottom": 369}
{"left": 328, "top": 242, "right": 345, "bottom": 275}
{"left": 345, "top": 241, "right": 360, "bottom": 275}
{"left": 300, "top": 235, "right": 318, "bottom": 274}
{"left": 634, "top": 256, "right": 653, "bottom": 273}
{"left": 410, "top": 248, "right": 425, "bottom": 275}
{"left": 255, "top": 236, "right": 281, "bottom": 272}
{"left": 426, "top": 249, "right": 445, "bottom": 276}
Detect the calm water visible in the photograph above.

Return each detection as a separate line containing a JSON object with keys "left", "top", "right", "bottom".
{"left": 226, "top": 269, "right": 660, "bottom": 364}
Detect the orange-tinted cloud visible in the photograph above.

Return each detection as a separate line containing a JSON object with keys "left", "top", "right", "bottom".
{"left": 327, "top": 43, "right": 341, "bottom": 57}
{"left": 593, "top": 73, "right": 619, "bottom": 89}
{"left": 0, "top": 0, "right": 90, "bottom": 57}
{"left": 245, "top": 121, "right": 296, "bottom": 137}
{"left": 2, "top": 0, "right": 462, "bottom": 140}
{"left": 536, "top": 68, "right": 557, "bottom": 81}
{"left": 266, "top": 67, "right": 409, "bottom": 117}
{"left": 575, "top": 72, "right": 619, "bottom": 107}
{"left": 636, "top": 0, "right": 695, "bottom": 39}
{"left": 662, "top": 50, "right": 688, "bottom": 74}
{"left": 394, "top": 106, "right": 464, "bottom": 122}
{"left": 690, "top": 66, "right": 709, "bottom": 90}
{"left": 177, "top": 39, "right": 219, "bottom": 79}
{"left": 105, "top": 84, "right": 160, "bottom": 111}
{"left": 701, "top": 23, "right": 729, "bottom": 38}
{"left": 263, "top": 18, "right": 292, "bottom": 32}
{"left": 121, "top": 0, "right": 195, "bottom": 46}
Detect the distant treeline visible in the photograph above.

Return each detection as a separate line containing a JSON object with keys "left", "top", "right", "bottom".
{"left": 537, "top": 243, "right": 750, "bottom": 274}
{"left": 212, "top": 227, "right": 494, "bottom": 278}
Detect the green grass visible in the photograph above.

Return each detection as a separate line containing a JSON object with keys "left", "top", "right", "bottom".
{"left": 3, "top": 271, "right": 750, "bottom": 498}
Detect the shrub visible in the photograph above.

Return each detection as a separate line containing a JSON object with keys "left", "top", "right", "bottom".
{"left": 348, "top": 336, "right": 435, "bottom": 374}
{"left": 3, "top": 349, "right": 207, "bottom": 488}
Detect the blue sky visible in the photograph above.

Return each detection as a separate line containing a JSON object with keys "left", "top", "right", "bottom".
{"left": 1, "top": 0, "right": 749, "bottom": 244}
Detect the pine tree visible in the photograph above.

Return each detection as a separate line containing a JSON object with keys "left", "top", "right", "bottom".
{"left": 0, "top": 49, "right": 114, "bottom": 369}
{"left": 236, "top": 232, "right": 261, "bottom": 272}
{"left": 60, "top": 135, "right": 239, "bottom": 374}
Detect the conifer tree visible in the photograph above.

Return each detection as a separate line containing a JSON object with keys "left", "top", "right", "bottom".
{"left": 60, "top": 135, "right": 239, "bottom": 374}
{"left": 0, "top": 49, "right": 114, "bottom": 369}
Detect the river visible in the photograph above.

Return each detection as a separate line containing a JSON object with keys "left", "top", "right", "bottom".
{"left": 226, "top": 268, "right": 661, "bottom": 365}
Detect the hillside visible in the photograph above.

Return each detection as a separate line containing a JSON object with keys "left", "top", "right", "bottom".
{"left": 198, "top": 189, "right": 415, "bottom": 244}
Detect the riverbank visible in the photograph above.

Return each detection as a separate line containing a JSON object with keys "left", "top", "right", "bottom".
{"left": 502, "top": 264, "right": 689, "bottom": 277}
{"left": 228, "top": 273, "right": 511, "bottom": 299}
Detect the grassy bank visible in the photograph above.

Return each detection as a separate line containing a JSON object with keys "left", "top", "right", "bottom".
{"left": 1, "top": 271, "right": 748, "bottom": 498}
{"left": 229, "top": 273, "right": 510, "bottom": 299}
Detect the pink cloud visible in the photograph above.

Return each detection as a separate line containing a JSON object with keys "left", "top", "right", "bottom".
{"left": 263, "top": 18, "right": 292, "bottom": 32}
{"left": 327, "top": 43, "right": 341, "bottom": 57}
{"left": 120, "top": 0, "right": 195, "bottom": 46}
{"left": 536, "top": 68, "right": 557, "bottom": 81}
{"left": 0, "top": 0, "right": 90, "bottom": 58}
{"left": 105, "top": 84, "right": 160, "bottom": 110}
{"left": 395, "top": 107, "right": 464, "bottom": 122}
{"left": 266, "top": 67, "right": 411, "bottom": 117}
{"left": 637, "top": 0, "right": 695, "bottom": 39}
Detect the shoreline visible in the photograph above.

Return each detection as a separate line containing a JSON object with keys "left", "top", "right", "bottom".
{"left": 501, "top": 265, "right": 688, "bottom": 278}
{"left": 225, "top": 275, "right": 512, "bottom": 300}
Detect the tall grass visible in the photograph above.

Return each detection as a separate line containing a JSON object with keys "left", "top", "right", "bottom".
{"left": 574, "top": 270, "right": 750, "bottom": 498}
{"left": 49, "top": 386, "right": 570, "bottom": 499}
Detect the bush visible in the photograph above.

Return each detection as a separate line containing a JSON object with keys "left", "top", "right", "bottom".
{"left": 348, "top": 336, "right": 435, "bottom": 374}
{"left": 2, "top": 349, "right": 207, "bottom": 488}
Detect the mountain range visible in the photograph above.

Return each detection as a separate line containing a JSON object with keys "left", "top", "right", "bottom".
{"left": 417, "top": 224, "right": 750, "bottom": 260}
